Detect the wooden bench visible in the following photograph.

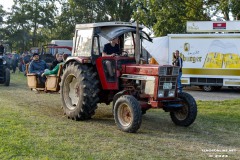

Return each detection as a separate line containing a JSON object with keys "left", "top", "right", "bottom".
{"left": 26, "top": 63, "right": 45, "bottom": 90}
{"left": 26, "top": 63, "right": 63, "bottom": 92}
{"left": 45, "top": 64, "right": 63, "bottom": 92}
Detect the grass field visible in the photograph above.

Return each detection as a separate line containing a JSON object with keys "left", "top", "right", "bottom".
{"left": 0, "top": 72, "right": 239, "bottom": 160}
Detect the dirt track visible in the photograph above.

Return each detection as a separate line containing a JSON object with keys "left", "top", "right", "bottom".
{"left": 184, "top": 86, "right": 240, "bottom": 101}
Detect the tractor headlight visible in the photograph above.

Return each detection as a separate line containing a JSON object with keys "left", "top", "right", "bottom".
{"left": 168, "top": 90, "right": 175, "bottom": 97}
{"left": 158, "top": 90, "right": 164, "bottom": 97}
{"left": 3, "top": 60, "right": 6, "bottom": 65}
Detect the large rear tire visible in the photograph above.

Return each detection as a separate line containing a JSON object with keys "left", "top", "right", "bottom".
{"left": 114, "top": 95, "right": 142, "bottom": 133}
{"left": 60, "top": 62, "right": 99, "bottom": 120}
{"left": 170, "top": 92, "right": 197, "bottom": 126}
{"left": 4, "top": 68, "right": 10, "bottom": 86}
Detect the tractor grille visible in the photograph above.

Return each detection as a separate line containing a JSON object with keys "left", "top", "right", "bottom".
{"left": 158, "top": 66, "right": 178, "bottom": 98}
{"left": 159, "top": 77, "right": 177, "bottom": 89}
{"left": 158, "top": 76, "right": 178, "bottom": 97}
{"left": 159, "top": 66, "right": 179, "bottom": 76}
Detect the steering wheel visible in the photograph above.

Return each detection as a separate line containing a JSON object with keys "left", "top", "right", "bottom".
{"left": 121, "top": 50, "right": 129, "bottom": 57}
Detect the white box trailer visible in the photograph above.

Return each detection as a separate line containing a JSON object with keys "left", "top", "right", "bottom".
{"left": 143, "top": 30, "right": 240, "bottom": 91}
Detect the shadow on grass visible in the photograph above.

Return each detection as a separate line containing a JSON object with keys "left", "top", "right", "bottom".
{"left": 90, "top": 108, "right": 115, "bottom": 127}
{"left": 138, "top": 110, "right": 240, "bottom": 148}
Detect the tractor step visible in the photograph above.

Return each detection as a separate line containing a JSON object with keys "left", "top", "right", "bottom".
{"left": 162, "top": 100, "right": 184, "bottom": 112}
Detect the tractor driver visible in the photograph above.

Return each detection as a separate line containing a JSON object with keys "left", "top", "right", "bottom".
{"left": 102, "top": 37, "right": 120, "bottom": 77}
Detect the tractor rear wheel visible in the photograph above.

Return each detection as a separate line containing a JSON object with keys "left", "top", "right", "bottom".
{"left": 170, "top": 92, "right": 197, "bottom": 126}
{"left": 60, "top": 62, "right": 99, "bottom": 120}
{"left": 114, "top": 95, "right": 142, "bottom": 133}
{"left": 4, "top": 68, "right": 10, "bottom": 86}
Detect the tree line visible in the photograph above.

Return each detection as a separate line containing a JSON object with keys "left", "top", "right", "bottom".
{"left": 0, "top": 0, "right": 239, "bottom": 53}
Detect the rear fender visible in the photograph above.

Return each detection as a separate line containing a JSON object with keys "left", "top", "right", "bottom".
{"left": 66, "top": 56, "right": 91, "bottom": 64}
{"left": 64, "top": 56, "right": 91, "bottom": 68}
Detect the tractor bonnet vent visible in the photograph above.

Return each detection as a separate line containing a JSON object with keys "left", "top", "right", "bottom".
{"left": 159, "top": 66, "right": 179, "bottom": 76}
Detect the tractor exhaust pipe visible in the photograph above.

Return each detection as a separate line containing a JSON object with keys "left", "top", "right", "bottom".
{"left": 135, "top": 21, "right": 140, "bottom": 65}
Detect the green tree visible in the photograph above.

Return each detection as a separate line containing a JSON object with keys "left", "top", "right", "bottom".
{"left": 0, "top": 5, "right": 4, "bottom": 24}
{"left": 132, "top": 0, "right": 210, "bottom": 36}
{"left": 66, "top": 0, "right": 134, "bottom": 22}
{"left": 52, "top": 0, "right": 135, "bottom": 40}
{"left": 4, "top": 0, "right": 58, "bottom": 52}
{"left": 204, "top": 0, "right": 240, "bottom": 20}
{"left": 0, "top": 5, "right": 7, "bottom": 43}
{"left": 230, "top": 0, "right": 240, "bottom": 20}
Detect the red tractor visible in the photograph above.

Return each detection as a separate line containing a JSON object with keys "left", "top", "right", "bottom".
{"left": 60, "top": 22, "right": 197, "bottom": 133}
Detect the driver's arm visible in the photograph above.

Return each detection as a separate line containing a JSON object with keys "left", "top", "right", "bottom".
{"left": 120, "top": 49, "right": 128, "bottom": 56}
{"left": 102, "top": 52, "right": 116, "bottom": 57}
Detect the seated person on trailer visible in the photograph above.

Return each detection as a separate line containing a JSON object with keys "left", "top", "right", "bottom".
{"left": 41, "top": 53, "right": 69, "bottom": 77}
{"left": 28, "top": 53, "right": 48, "bottom": 85}
{"left": 50, "top": 53, "right": 63, "bottom": 70}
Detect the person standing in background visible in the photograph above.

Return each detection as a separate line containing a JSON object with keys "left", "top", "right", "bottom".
{"left": 172, "top": 50, "right": 183, "bottom": 93}
{"left": 0, "top": 43, "right": 4, "bottom": 55}
{"left": 11, "top": 51, "right": 19, "bottom": 73}
{"left": 22, "top": 52, "right": 31, "bottom": 75}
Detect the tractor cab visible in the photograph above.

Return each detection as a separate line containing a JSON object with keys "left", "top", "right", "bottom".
{"left": 71, "top": 22, "right": 151, "bottom": 61}
{"left": 68, "top": 22, "right": 151, "bottom": 88}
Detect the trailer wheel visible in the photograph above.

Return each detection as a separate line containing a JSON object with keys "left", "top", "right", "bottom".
{"left": 202, "top": 85, "right": 214, "bottom": 92}
{"left": 4, "top": 68, "right": 10, "bottom": 86}
{"left": 170, "top": 92, "right": 197, "bottom": 126}
{"left": 60, "top": 62, "right": 99, "bottom": 120}
{"left": 114, "top": 95, "right": 142, "bottom": 133}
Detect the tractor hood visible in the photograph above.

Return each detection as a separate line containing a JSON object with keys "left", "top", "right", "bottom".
{"left": 121, "top": 64, "right": 180, "bottom": 76}
{"left": 121, "top": 64, "right": 160, "bottom": 76}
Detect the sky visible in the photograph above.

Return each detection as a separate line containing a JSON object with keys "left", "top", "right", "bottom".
{"left": 0, "top": 0, "right": 14, "bottom": 11}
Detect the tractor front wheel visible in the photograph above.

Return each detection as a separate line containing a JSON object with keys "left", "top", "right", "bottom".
{"left": 114, "top": 95, "right": 142, "bottom": 133}
{"left": 170, "top": 92, "right": 197, "bottom": 126}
